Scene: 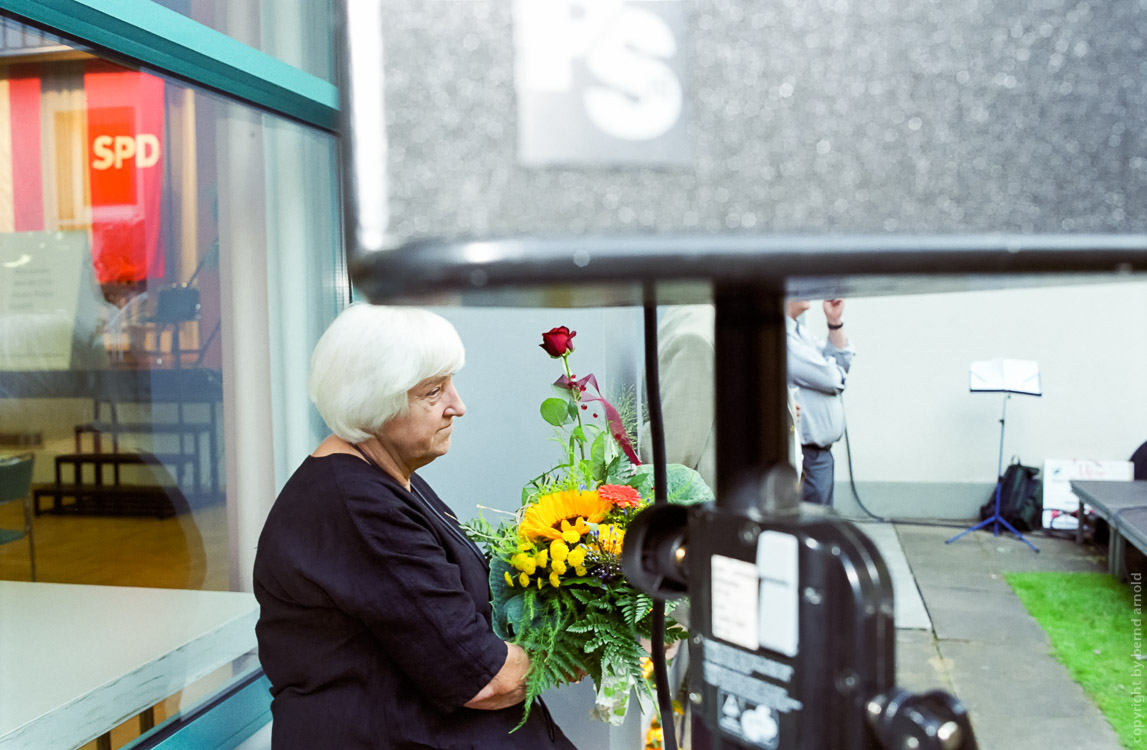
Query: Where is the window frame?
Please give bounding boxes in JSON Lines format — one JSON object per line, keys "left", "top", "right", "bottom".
{"left": 0, "top": 0, "right": 339, "bottom": 131}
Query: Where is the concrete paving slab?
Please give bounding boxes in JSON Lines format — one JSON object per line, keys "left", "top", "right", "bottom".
{"left": 924, "top": 589, "right": 1051, "bottom": 644}
{"left": 910, "top": 565, "right": 1018, "bottom": 594}
{"left": 855, "top": 522, "right": 932, "bottom": 630}
{"left": 972, "top": 715, "right": 1121, "bottom": 750}
{"left": 939, "top": 640, "right": 1121, "bottom": 750}
{"left": 891, "top": 523, "right": 1123, "bottom": 749}
{"left": 895, "top": 629, "right": 953, "bottom": 695}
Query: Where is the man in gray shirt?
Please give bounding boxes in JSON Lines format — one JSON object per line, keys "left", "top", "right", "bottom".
{"left": 786, "top": 299, "right": 855, "bottom": 506}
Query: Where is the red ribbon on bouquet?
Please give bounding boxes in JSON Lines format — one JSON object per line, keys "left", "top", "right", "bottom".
{"left": 554, "top": 373, "right": 641, "bottom": 467}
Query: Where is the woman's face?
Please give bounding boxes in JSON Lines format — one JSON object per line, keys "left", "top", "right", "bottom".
{"left": 378, "top": 374, "right": 466, "bottom": 471}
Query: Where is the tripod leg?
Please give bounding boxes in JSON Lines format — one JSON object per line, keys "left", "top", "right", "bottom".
{"left": 993, "top": 514, "right": 1040, "bottom": 553}
{"left": 945, "top": 516, "right": 1000, "bottom": 544}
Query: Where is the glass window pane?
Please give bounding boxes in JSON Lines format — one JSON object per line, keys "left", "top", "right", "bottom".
{"left": 0, "top": 18, "right": 341, "bottom": 592}
{"left": 0, "top": 12, "right": 342, "bottom": 749}
{"left": 0, "top": 54, "right": 231, "bottom": 588}
{"left": 151, "top": 0, "right": 337, "bottom": 83}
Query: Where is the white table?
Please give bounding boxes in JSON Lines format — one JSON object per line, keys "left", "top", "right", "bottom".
{"left": 0, "top": 582, "right": 258, "bottom": 750}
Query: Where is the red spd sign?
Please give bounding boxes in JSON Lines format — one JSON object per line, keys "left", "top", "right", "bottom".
{"left": 85, "top": 68, "right": 165, "bottom": 283}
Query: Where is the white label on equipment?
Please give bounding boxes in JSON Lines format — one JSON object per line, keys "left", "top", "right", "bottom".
{"left": 711, "top": 555, "right": 760, "bottom": 650}
{"left": 756, "top": 531, "right": 799, "bottom": 657}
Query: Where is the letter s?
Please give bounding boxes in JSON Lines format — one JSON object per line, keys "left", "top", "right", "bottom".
{"left": 582, "top": 7, "right": 682, "bottom": 141}
{"left": 92, "top": 135, "right": 114, "bottom": 170}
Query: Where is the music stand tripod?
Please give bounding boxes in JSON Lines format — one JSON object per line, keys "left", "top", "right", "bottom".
{"left": 947, "top": 359, "right": 1041, "bottom": 552}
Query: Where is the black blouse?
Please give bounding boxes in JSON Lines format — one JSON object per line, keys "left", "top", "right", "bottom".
{"left": 253, "top": 454, "right": 576, "bottom": 749}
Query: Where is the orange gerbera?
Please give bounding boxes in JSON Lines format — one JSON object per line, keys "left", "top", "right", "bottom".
{"left": 598, "top": 484, "right": 642, "bottom": 508}
{"left": 518, "top": 489, "right": 612, "bottom": 542}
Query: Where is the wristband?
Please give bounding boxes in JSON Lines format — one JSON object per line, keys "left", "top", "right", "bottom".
{"left": 827, "top": 321, "right": 844, "bottom": 330}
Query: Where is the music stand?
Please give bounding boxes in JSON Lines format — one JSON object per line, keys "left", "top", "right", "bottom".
{"left": 946, "top": 359, "right": 1042, "bottom": 552}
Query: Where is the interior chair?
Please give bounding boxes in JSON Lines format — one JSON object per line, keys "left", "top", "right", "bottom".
{"left": 0, "top": 453, "right": 36, "bottom": 580}
{"left": 150, "top": 284, "right": 201, "bottom": 369}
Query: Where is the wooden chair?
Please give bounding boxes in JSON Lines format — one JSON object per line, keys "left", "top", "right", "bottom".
{"left": 0, "top": 453, "right": 36, "bottom": 580}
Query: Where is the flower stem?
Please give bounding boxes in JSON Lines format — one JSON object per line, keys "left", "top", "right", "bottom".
{"left": 475, "top": 504, "right": 518, "bottom": 517}
{"left": 562, "top": 353, "right": 587, "bottom": 463}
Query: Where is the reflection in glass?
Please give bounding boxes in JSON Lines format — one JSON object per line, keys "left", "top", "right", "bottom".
{"left": 0, "top": 13, "right": 341, "bottom": 750}
{"left": 0, "top": 44, "right": 224, "bottom": 593}
{"left": 151, "top": 0, "right": 337, "bottom": 83}
{"left": 0, "top": 17, "right": 341, "bottom": 595}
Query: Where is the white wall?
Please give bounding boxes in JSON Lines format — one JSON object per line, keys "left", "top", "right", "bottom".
{"left": 809, "top": 280, "right": 1147, "bottom": 487}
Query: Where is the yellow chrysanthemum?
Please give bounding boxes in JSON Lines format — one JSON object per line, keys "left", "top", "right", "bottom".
{"left": 592, "top": 523, "right": 625, "bottom": 556}
{"left": 549, "top": 570, "right": 562, "bottom": 588}
{"left": 567, "top": 546, "right": 586, "bottom": 568}
{"left": 518, "top": 572, "right": 530, "bottom": 587}
{"left": 550, "top": 539, "right": 569, "bottom": 563}
{"left": 551, "top": 560, "right": 568, "bottom": 575}
{"left": 511, "top": 553, "right": 537, "bottom": 575}
{"left": 518, "top": 489, "right": 611, "bottom": 542}
{"left": 534, "top": 549, "right": 549, "bottom": 568}
{"left": 504, "top": 571, "right": 515, "bottom": 587}
{"left": 575, "top": 566, "right": 587, "bottom": 576}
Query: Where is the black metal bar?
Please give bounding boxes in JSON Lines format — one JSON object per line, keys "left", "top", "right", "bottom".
{"left": 351, "top": 234, "right": 1147, "bottom": 305}
{"left": 643, "top": 287, "right": 678, "bottom": 750}
{"left": 713, "top": 286, "right": 789, "bottom": 512}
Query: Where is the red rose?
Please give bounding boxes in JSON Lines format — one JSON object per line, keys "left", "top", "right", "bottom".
{"left": 540, "top": 326, "right": 576, "bottom": 357}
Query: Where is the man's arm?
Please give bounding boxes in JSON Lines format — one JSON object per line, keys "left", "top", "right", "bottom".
{"left": 824, "top": 298, "right": 848, "bottom": 350}
{"left": 788, "top": 343, "right": 846, "bottom": 394}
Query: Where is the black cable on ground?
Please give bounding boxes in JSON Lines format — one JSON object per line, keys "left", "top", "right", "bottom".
{"left": 642, "top": 290, "right": 678, "bottom": 750}
{"left": 838, "top": 423, "right": 1032, "bottom": 533}
{"left": 840, "top": 423, "right": 890, "bottom": 522}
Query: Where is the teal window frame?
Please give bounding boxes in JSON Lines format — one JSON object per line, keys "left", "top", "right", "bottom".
{"left": 0, "top": 0, "right": 339, "bottom": 132}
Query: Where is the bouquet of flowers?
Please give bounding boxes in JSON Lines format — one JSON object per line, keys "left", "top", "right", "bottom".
{"left": 464, "top": 325, "right": 713, "bottom": 727}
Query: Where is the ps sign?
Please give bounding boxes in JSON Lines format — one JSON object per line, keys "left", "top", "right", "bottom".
{"left": 514, "top": 0, "right": 689, "bottom": 166}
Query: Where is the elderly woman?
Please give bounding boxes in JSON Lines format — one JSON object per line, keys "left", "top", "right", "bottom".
{"left": 253, "top": 304, "right": 576, "bottom": 749}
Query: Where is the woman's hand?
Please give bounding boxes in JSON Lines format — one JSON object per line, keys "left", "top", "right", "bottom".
{"left": 463, "top": 642, "right": 530, "bottom": 710}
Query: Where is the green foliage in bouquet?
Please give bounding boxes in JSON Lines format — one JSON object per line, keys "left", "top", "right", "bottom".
{"left": 463, "top": 326, "right": 713, "bottom": 728}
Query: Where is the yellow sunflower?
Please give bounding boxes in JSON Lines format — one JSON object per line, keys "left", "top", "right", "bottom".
{"left": 518, "top": 489, "right": 612, "bottom": 542}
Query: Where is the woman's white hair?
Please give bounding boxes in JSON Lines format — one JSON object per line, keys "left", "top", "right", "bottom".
{"left": 308, "top": 304, "right": 465, "bottom": 443}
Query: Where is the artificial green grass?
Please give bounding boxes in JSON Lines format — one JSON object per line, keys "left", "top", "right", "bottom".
{"left": 1005, "top": 571, "right": 1144, "bottom": 748}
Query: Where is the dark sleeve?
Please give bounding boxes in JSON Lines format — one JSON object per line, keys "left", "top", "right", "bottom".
{"left": 326, "top": 478, "right": 509, "bottom": 712}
